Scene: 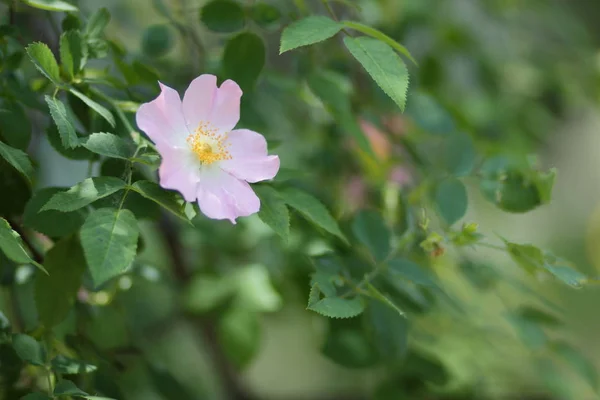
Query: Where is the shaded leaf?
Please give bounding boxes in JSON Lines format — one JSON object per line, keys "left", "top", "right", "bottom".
{"left": 0, "top": 141, "right": 34, "bottom": 184}
{"left": 141, "top": 24, "right": 174, "bottom": 58}
{"left": 254, "top": 185, "right": 289, "bottom": 241}
{"left": 35, "top": 237, "right": 86, "bottom": 327}
{"left": 352, "top": 210, "right": 390, "bottom": 263}
{"left": 218, "top": 307, "right": 261, "bottom": 369}
{"left": 84, "top": 8, "right": 110, "bottom": 38}
{"left": 60, "top": 30, "right": 86, "bottom": 80}
{"left": 130, "top": 181, "right": 187, "bottom": 221}
{"left": 387, "top": 258, "right": 436, "bottom": 287}
{"left": 223, "top": 32, "right": 265, "bottom": 92}
{"left": 200, "top": 0, "right": 245, "bottom": 33}
{"left": 51, "top": 355, "right": 97, "bottom": 374}
{"left": 0, "top": 218, "right": 46, "bottom": 273}
{"left": 12, "top": 334, "right": 46, "bottom": 366}
{"left": 69, "top": 89, "right": 115, "bottom": 127}
{"left": 434, "top": 178, "right": 468, "bottom": 225}
{"left": 0, "top": 101, "right": 32, "bottom": 150}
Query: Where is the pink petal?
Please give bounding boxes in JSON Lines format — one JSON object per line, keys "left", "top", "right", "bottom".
{"left": 219, "top": 129, "right": 280, "bottom": 183}
{"left": 158, "top": 146, "right": 201, "bottom": 202}
{"left": 209, "top": 80, "right": 242, "bottom": 135}
{"left": 196, "top": 167, "right": 260, "bottom": 223}
{"left": 136, "top": 82, "right": 189, "bottom": 148}
{"left": 182, "top": 74, "right": 218, "bottom": 134}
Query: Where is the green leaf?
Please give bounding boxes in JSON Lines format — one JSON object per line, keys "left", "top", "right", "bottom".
{"left": 0, "top": 101, "right": 32, "bottom": 150}
{"left": 130, "top": 181, "right": 188, "bottom": 222}
{"left": 308, "top": 297, "right": 365, "bottom": 319}
{"left": 507, "top": 313, "right": 546, "bottom": 350}
{"left": 387, "top": 258, "right": 436, "bottom": 287}
{"left": 280, "top": 16, "right": 342, "bottom": 53}
{"left": 25, "top": 42, "right": 61, "bottom": 84}
{"left": 42, "top": 177, "right": 127, "bottom": 212}
{"left": 405, "top": 92, "right": 455, "bottom": 135}
{"left": 200, "top": 0, "right": 245, "bottom": 33}
{"left": 310, "top": 254, "right": 344, "bottom": 298}
{"left": 45, "top": 96, "right": 79, "bottom": 149}
{"left": 254, "top": 185, "right": 289, "bottom": 242}
{"left": 54, "top": 380, "right": 88, "bottom": 397}
{"left": 218, "top": 307, "right": 261, "bottom": 369}
{"left": 47, "top": 126, "right": 94, "bottom": 160}
{"left": 0, "top": 218, "right": 46, "bottom": 273}
{"left": 223, "top": 32, "right": 265, "bottom": 92}
{"left": 69, "top": 89, "right": 115, "bottom": 127}
{"left": 21, "top": 0, "right": 77, "bottom": 12}
{"left": 60, "top": 30, "right": 86, "bottom": 80}
{"left": 367, "top": 300, "right": 408, "bottom": 360}
{"left": 24, "top": 187, "right": 86, "bottom": 237}
{"left": 440, "top": 132, "right": 475, "bottom": 176}
{"left": 84, "top": 8, "right": 110, "bottom": 38}
{"left": 543, "top": 259, "right": 587, "bottom": 288}
{"left": 505, "top": 242, "right": 543, "bottom": 275}
{"left": 35, "top": 237, "right": 86, "bottom": 327}
{"left": 352, "top": 210, "right": 391, "bottom": 263}
{"left": 51, "top": 355, "right": 97, "bottom": 374}
{"left": 322, "top": 319, "right": 378, "bottom": 367}
{"left": 307, "top": 70, "right": 374, "bottom": 157}
{"left": 12, "top": 334, "right": 46, "bottom": 366}
{"left": 343, "top": 36, "right": 409, "bottom": 111}
{"left": 141, "top": 24, "right": 174, "bottom": 58}
{"left": 341, "top": 21, "right": 416, "bottom": 65}
{"left": 516, "top": 305, "right": 561, "bottom": 326}
{"left": 80, "top": 208, "right": 139, "bottom": 288}
{"left": 0, "top": 141, "right": 34, "bottom": 184}
{"left": 552, "top": 342, "right": 598, "bottom": 391}
{"left": 82, "top": 132, "right": 133, "bottom": 159}
{"left": 279, "top": 188, "right": 347, "bottom": 243}
{"left": 365, "top": 283, "right": 405, "bottom": 317}
{"left": 249, "top": 2, "right": 281, "bottom": 30}
{"left": 434, "top": 178, "right": 468, "bottom": 226}
{"left": 183, "top": 274, "right": 236, "bottom": 314}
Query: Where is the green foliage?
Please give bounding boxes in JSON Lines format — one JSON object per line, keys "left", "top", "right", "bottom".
{"left": 42, "top": 177, "right": 127, "bottom": 212}
{"left": 130, "top": 180, "right": 188, "bottom": 221}
{"left": 254, "top": 185, "right": 290, "bottom": 241}
{"left": 248, "top": 2, "right": 281, "bottom": 29}
{"left": 278, "top": 187, "right": 347, "bottom": 243}
{"left": 0, "top": 101, "right": 32, "bottom": 150}
{"left": 68, "top": 89, "right": 115, "bottom": 127}
{"left": 200, "top": 0, "right": 246, "bottom": 33}
{"left": 45, "top": 96, "right": 79, "bottom": 149}
{"left": 12, "top": 334, "right": 46, "bottom": 366}
{"left": 141, "top": 24, "right": 174, "bottom": 58}
{"left": 343, "top": 36, "right": 409, "bottom": 111}
{"left": 352, "top": 210, "right": 391, "bottom": 263}
{"left": 80, "top": 208, "right": 139, "bottom": 287}
{"left": 0, "top": 141, "right": 35, "bottom": 184}
{"left": 50, "top": 355, "right": 97, "bottom": 374}
{"left": 308, "top": 296, "right": 365, "bottom": 319}
{"left": 82, "top": 132, "right": 133, "bottom": 159}
{"left": 434, "top": 178, "right": 468, "bottom": 225}
{"left": 223, "top": 32, "right": 265, "bottom": 91}
{"left": 59, "top": 30, "right": 86, "bottom": 80}
{"left": 0, "top": 218, "right": 46, "bottom": 272}
{"left": 25, "top": 42, "right": 61, "bottom": 84}
{"left": 279, "top": 16, "right": 342, "bottom": 53}
{"left": 35, "top": 237, "right": 86, "bottom": 327}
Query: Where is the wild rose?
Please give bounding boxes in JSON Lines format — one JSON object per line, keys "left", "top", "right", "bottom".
{"left": 136, "top": 75, "right": 279, "bottom": 223}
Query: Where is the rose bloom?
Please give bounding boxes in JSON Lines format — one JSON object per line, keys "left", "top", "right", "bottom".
{"left": 136, "top": 75, "right": 279, "bottom": 223}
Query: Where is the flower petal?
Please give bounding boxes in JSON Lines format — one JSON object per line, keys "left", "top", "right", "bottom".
{"left": 158, "top": 146, "right": 200, "bottom": 202}
{"left": 219, "top": 129, "right": 280, "bottom": 183}
{"left": 196, "top": 167, "right": 260, "bottom": 223}
{"left": 209, "top": 80, "right": 242, "bottom": 135}
{"left": 136, "top": 82, "right": 189, "bottom": 148}
{"left": 182, "top": 74, "right": 218, "bottom": 133}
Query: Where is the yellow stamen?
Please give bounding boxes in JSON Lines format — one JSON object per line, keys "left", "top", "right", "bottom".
{"left": 186, "top": 121, "right": 231, "bottom": 165}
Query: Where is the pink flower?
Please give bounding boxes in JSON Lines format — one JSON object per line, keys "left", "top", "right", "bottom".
{"left": 136, "top": 75, "right": 280, "bottom": 223}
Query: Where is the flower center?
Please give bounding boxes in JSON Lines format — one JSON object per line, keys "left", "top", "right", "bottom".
{"left": 186, "top": 122, "right": 231, "bottom": 165}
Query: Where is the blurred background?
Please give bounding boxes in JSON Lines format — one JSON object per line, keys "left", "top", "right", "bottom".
{"left": 3, "top": 0, "right": 600, "bottom": 399}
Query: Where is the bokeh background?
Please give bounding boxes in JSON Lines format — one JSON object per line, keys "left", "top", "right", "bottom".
{"left": 3, "top": 0, "right": 600, "bottom": 399}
